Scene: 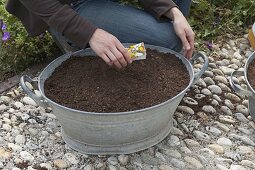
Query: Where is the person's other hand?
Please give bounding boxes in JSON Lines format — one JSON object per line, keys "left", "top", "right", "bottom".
{"left": 167, "top": 7, "right": 195, "bottom": 59}
{"left": 89, "top": 29, "right": 132, "bottom": 69}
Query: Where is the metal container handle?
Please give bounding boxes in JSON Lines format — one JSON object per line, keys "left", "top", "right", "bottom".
{"left": 20, "top": 75, "right": 48, "bottom": 108}
{"left": 190, "top": 51, "right": 209, "bottom": 84}
{"left": 229, "top": 70, "right": 253, "bottom": 97}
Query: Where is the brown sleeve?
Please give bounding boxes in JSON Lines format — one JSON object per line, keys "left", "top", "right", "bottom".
{"left": 18, "top": 0, "right": 97, "bottom": 48}
{"left": 138, "top": 0, "right": 177, "bottom": 20}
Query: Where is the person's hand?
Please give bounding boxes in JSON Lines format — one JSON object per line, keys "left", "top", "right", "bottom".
{"left": 89, "top": 29, "right": 132, "bottom": 69}
{"left": 167, "top": 7, "right": 195, "bottom": 59}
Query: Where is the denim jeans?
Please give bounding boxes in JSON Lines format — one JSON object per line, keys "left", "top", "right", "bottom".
{"left": 50, "top": 0, "right": 192, "bottom": 53}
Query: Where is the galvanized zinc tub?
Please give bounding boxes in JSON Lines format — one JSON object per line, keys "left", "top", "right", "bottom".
{"left": 20, "top": 44, "right": 208, "bottom": 155}
{"left": 230, "top": 51, "right": 255, "bottom": 121}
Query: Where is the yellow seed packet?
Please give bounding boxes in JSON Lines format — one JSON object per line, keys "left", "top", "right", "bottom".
{"left": 127, "top": 42, "right": 146, "bottom": 60}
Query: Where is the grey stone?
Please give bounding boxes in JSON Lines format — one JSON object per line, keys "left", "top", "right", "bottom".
{"left": 225, "top": 93, "right": 241, "bottom": 102}
{"left": 211, "top": 99, "right": 219, "bottom": 106}
{"left": 170, "top": 127, "right": 184, "bottom": 136}
{"left": 206, "top": 126, "right": 222, "bottom": 136}
{"left": 204, "top": 71, "right": 214, "bottom": 77}
{"left": 195, "top": 94, "right": 206, "bottom": 100}
{"left": 216, "top": 164, "right": 229, "bottom": 170}
{"left": 163, "top": 149, "right": 182, "bottom": 159}
{"left": 215, "top": 76, "right": 228, "bottom": 84}
{"left": 230, "top": 164, "right": 247, "bottom": 170}
{"left": 208, "top": 144, "right": 225, "bottom": 154}
{"left": 169, "top": 158, "right": 186, "bottom": 169}
{"left": 229, "top": 134, "right": 255, "bottom": 146}
{"left": 65, "top": 153, "right": 79, "bottom": 165}
{"left": 193, "top": 131, "right": 210, "bottom": 141}
{"left": 240, "top": 160, "right": 255, "bottom": 169}
{"left": 22, "top": 97, "right": 37, "bottom": 106}
{"left": 8, "top": 143, "right": 22, "bottom": 152}
{"left": 236, "top": 105, "right": 249, "bottom": 116}
{"left": 219, "top": 115, "right": 236, "bottom": 124}
{"left": 214, "top": 121, "right": 230, "bottom": 132}
{"left": 15, "top": 135, "right": 26, "bottom": 145}
{"left": 20, "top": 151, "right": 34, "bottom": 162}
{"left": 141, "top": 153, "right": 160, "bottom": 165}
{"left": 213, "top": 94, "right": 222, "bottom": 102}
{"left": 14, "top": 102, "right": 24, "bottom": 109}
{"left": 221, "top": 106, "right": 232, "bottom": 115}
{"left": 220, "top": 66, "right": 235, "bottom": 75}
{"left": 224, "top": 152, "right": 242, "bottom": 161}
{"left": 218, "top": 83, "right": 232, "bottom": 92}
{"left": 118, "top": 155, "right": 129, "bottom": 165}
{"left": 177, "top": 106, "right": 194, "bottom": 115}
{"left": 202, "top": 105, "right": 216, "bottom": 114}
{"left": 235, "top": 113, "right": 249, "bottom": 122}
{"left": 0, "top": 96, "right": 11, "bottom": 103}
{"left": 107, "top": 156, "right": 118, "bottom": 166}
{"left": 182, "top": 97, "right": 198, "bottom": 105}
{"left": 184, "top": 156, "right": 203, "bottom": 169}
{"left": 108, "top": 165, "right": 117, "bottom": 170}
{"left": 168, "top": 135, "right": 180, "bottom": 146}
{"left": 203, "top": 77, "right": 215, "bottom": 85}
{"left": 238, "top": 127, "right": 253, "bottom": 135}
{"left": 159, "top": 165, "right": 174, "bottom": 170}
{"left": 208, "top": 85, "right": 222, "bottom": 94}
{"left": 0, "top": 104, "right": 7, "bottom": 111}
{"left": 212, "top": 69, "right": 224, "bottom": 76}
{"left": 217, "top": 137, "right": 232, "bottom": 146}
{"left": 201, "top": 89, "right": 212, "bottom": 96}
{"left": 180, "top": 147, "right": 192, "bottom": 154}
{"left": 237, "top": 146, "right": 254, "bottom": 157}
{"left": 224, "top": 99, "right": 235, "bottom": 109}
{"left": 184, "top": 139, "right": 200, "bottom": 147}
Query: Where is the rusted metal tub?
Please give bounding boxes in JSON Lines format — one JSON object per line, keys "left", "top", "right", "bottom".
{"left": 20, "top": 44, "right": 208, "bottom": 154}
{"left": 230, "top": 51, "right": 255, "bottom": 121}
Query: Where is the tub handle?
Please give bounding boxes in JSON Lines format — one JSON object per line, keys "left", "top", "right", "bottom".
{"left": 190, "top": 51, "right": 209, "bottom": 84}
{"left": 20, "top": 75, "right": 48, "bottom": 108}
{"left": 229, "top": 70, "right": 253, "bottom": 97}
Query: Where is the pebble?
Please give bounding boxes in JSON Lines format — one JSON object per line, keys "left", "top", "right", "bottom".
{"left": 141, "top": 153, "right": 159, "bottom": 165}
{"left": 218, "top": 83, "right": 231, "bottom": 92}
{"left": 22, "top": 96, "right": 37, "bottom": 106}
{"left": 212, "top": 69, "right": 224, "bottom": 76}
{"left": 237, "top": 146, "right": 254, "bottom": 157}
{"left": 107, "top": 156, "right": 118, "bottom": 166}
{"left": 197, "top": 111, "right": 209, "bottom": 122}
{"left": 159, "top": 165, "right": 173, "bottom": 170}
{"left": 204, "top": 70, "right": 214, "bottom": 77}
{"left": 221, "top": 106, "right": 232, "bottom": 115}
{"left": 201, "top": 88, "right": 212, "bottom": 95}
{"left": 233, "top": 52, "right": 243, "bottom": 59}
{"left": 177, "top": 106, "right": 194, "bottom": 115}
{"left": 180, "top": 147, "right": 192, "bottom": 154}
{"left": 184, "top": 156, "right": 203, "bottom": 169}
{"left": 184, "top": 139, "right": 200, "bottom": 147}
{"left": 236, "top": 105, "right": 249, "bottom": 116}
{"left": 208, "top": 85, "right": 222, "bottom": 94}
{"left": 170, "top": 127, "right": 184, "bottom": 136}
{"left": 213, "top": 94, "right": 222, "bottom": 102}
{"left": 39, "top": 163, "right": 52, "bottom": 170}
{"left": 163, "top": 149, "right": 182, "bottom": 159}
{"left": 0, "top": 104, "right": 7, "bottom": 111}
{"left": 65, "top": 153, "right": 78, "bottom": 164}
{"left": 168, "top": 135, "right": 180, "bottom": 146}
{"left": 118, "top": 155, "right": 129, "bottom": 165}
{"left": 216, "top": 164, "right": 229, "bottom": 170}
{"left": 195, "top": 94, "right": 206, "bottom": 100}
{"left": 235, "top": 113, "right": 249, "bottom": 122}
{"left": 240, "top": 160, "right": 255, "bottom": 169}
{"left": 3, "top": 124, "right": 12, "bottom": 131}
{"left": 224, "top": 99, "right": 235, "bottom": 109}
{"left": 182, "top": 97, "right": 198, "bottom": 105}
{"left": 169, "top": 158, "right": 186, "bottom": 169}
{"left": 211, "top": 99, "right": 219, "bottom": 106}
{"left": 219, "top": 115, "right": 236, "bottom": 124}
{"left": 193, "top": 131, "right": 210, "bottom": 141}
{"left": 225, "top": 93, "right": 241, "bottom": 102}
{"left": 242, "top": 100, "right": 248, "bottom": 107}
{"left": 14, "top": 102, "right": 24, "bottom": 109}
{"left": 15, "top": 135, "right": 26, "bottom": 145}
{"left": 238, "top": 127, "right": 253, "bottom": 135}
{"left": 108, "top": 165, "right": 117, "bottom": 170}
{"left": 203, "top": 77, "right": 215, "bottom": 85}
{"left": 0, "top": 96, "right": 11, "bottom": 103}
{"left": 217, "top": 137, "right": 232, "bottom": 146}
{"left": 8, "top": 143, "right": 22, "bottom": 152}
{"left": 214, "top": 121, "right": 230, "bottom": 132}
{"left": 215, "top": 76, "right": 228, "bottom": 84}
{"left": 202, "top": 105, "right": 216, "bottom": 114}
{"left": 200, "top": 148, "right": 215, "bottom": 156}
{"left": 20, "top": 151, "right": 34, "bottom": 162}
{"left": 230, "top": 164, "right": 247, "bottom": 170}
{"left": 220, "top": 66, "right": 235, "bottom": 75}
{"left": 229, "top": 134, "right": 255, "bottom": 146}
{"left": 54, "top": 159, "right": 68, "bottom": 169}
{"left": 206, "top": 126, "right": 222, "bottom": 136}
{"left": 0, "top": 147, "right": 12, "bottom": 160}
{"left": 208, "top": 144, "right": 225, "bottom": 154}
{"left": 196, "top": 78, "right": 207, "bottom": 87}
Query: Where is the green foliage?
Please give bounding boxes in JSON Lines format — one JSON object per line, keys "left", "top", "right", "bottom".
{"left": 0, "top": 0, "right": 57, "bottom": 81}
{"left": 189, "top": 0, "right": 255, "bottom": 41}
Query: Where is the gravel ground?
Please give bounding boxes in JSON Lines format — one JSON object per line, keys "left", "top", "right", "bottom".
{"left": 0, "top": 34, "right": 255, "bottom": 170}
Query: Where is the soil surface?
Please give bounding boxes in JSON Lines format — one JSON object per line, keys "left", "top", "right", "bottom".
{"left": 248, "top": 58, "right": 255, "bottom": 90}
{"left": 44, "top": 49, "right": 190, "bottom": 112}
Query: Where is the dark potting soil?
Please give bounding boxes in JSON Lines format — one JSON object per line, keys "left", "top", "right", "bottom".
{"left": 248, "top": 59, "right": 255, "bottom": 90}
{"left": 44, "top": 49, "right": 190, "bottom": 112}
